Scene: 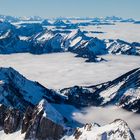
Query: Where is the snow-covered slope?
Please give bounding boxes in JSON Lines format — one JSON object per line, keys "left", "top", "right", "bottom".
{"left": 0, "top": 30, "right": 29, "bottom": 54}
{"left": 64, "top": 119, "right": 136, "bottom": 140}
{"left": 63, "top": 29, "right": 107, "bottom": 62}
{"left": 0, "top": 21, "right": 16, "bottom": 34}
{"left": 60, "top": 67, "right": 140, "bottom": 113}
{"left": 29, "top": 30, "right": 63, "bottom": 54}
{"left": 0, "top": 67, "right": 63, "bottom": 111}
{"left": 105, "top": 39, "right": 140, "bottom": 56}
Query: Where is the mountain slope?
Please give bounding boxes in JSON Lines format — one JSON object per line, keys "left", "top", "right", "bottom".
{"left": 60, "top": 67, "right": 140, "bottom": 112}
{"left": 29, "top": 30, "right": 63, "bottom": 54}
{"left": 64, "top": 119, "right": 136, "bottom": 140}
{"left": 0, "top": 67, "right": 64, "bottom": 111}
{"left": 105, "top": 39, "right": 140, "bottom": 56}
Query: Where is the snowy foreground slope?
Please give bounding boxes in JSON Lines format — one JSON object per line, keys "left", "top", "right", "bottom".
{"left": 63, "top": 119, "right": 135, "bottom": 140}
{"left": 0, "top": 66, "right": 139, "bottom": 139}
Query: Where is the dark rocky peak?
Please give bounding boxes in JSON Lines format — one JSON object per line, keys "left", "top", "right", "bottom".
{"left": 24, "top": 99, "right": 65, "bottom": 140}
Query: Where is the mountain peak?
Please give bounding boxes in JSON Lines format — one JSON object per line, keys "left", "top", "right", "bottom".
{"left": 64, "top": 119, "right": 135, "bottom": 140}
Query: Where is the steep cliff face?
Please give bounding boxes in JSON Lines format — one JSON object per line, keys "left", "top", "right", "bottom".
{"left": 0, "top": 104, "right": 22, "bottom": 134}
{"left": 0, "top": 100, "right": 66, "bottom": 140}
{"left": 24, "top": 99, "right": 65, "bottom": 140}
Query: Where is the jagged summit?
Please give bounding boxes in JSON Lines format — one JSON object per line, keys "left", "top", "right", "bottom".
{"left": 37, "top": 99, "right": 64, "bottom": 125}
{"left": 53, "top": 19, "right": 67, "bottom": 26}
{"left": 63, "top": 119, "right": 136, "bottom": 140}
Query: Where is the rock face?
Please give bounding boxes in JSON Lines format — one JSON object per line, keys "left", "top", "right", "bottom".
{"left": 60, "top": 67, "right": 140, "bottom": 112}
{"left": 64, "top": 119, "right": 136, "bottom": 140}
{"left": 4, "top": 107, "right": 21, "bottom": 134}
{"left": 0, "top": 104, "right": 7, "bottom": 130}
{"left": 21, "top": 106, "right": 33, "bottom": 134}
{"left": 0, "top": 104, "right": 22, "bottom": 134}
{"left": 0, "top": 100, "right": 65, "bottom": 140}
{"left": 24, "top": 99, "right": 65, "bottom": 140}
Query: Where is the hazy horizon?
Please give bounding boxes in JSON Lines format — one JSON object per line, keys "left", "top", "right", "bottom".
{"left": 0, "top": 0, "right": 140, "bottom": 20}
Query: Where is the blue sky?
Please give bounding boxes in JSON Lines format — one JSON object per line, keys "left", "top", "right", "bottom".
{"left": 0, "top": 0, "right": 140, "bottom": 19}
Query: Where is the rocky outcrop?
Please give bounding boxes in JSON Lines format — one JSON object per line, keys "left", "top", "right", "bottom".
{"left": 64, "top": 119, "right": 136, "bottom": 140}
{"left": 0, "top": 104, "right": 7, "bottom": 130}
{"left": 0, "top": 99, "right": 65, "bottom": 140}
{"left": 24, "top": 99, "right": 65, "bottom": 140}
{"left": 0, "top": 104, "right": 22, "bottom": 134}
{"left": 21, "top": 106, "right": 33, "bottom": 133}
{"left": 4, "top": 108, "right": 21, "bottom": 134}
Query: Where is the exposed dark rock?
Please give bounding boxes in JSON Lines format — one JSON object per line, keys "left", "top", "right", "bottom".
{"left": 21, "top": 106, "right": 33, "bottom": 133}
{"left": 0, "top": 104, "right": 7, "bottom": 130}
{"left": 24, "top": 99, "right": 64, "bottom": 140}
{"left": 4, "top": 107, "right": 21, "bottom": 134}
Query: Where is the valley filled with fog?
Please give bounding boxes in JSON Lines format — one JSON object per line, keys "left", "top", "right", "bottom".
{"left": 0, "top": 53, "right": 140, "bottom": 89}
{"left": 0, "top": 52, "right": 140, "bottom": 139}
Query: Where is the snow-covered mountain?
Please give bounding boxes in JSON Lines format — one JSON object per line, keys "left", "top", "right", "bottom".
{"left": 0, "top": 67, "right": 64, "bottom": 111}
{"left": 60, "top": 67, "right": 140, "bottom": 113}
{"left": 105, "top": 39, "right": 140, "bottom": 56}
{"left": 63, "top": 29, "right": 107, "bottom": 62}
{"left": 0, "top": 15, "right": 20, "bottom": 22}
{"left": 64, "top": 119, "right": 136, "bottom": 140}
{"left": 42, "top": 19, "right": 52, "bottom": 26}
{"left": 29, "top": 30, "right": 63, "bottom": 54}
{"left": 17, "top": 23, "right": 43, "bottom": 37}
{"left": 0, "top": 30, "right": 29, "bottom": 54}
{"left": 53, "top": 19, "right": 67, "bottom": 26}
{"left": 0, "top": 20, "right": 140, "bottom": 61}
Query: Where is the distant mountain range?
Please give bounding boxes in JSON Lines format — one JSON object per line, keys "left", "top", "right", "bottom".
{"left": 0, "top": 20, "right": 140, "bottom": 62}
